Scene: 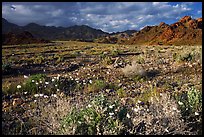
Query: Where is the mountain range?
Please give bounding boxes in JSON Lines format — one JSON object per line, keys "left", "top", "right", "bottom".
{"left": 2, "top": 16, "right": 202, "bottom": 45}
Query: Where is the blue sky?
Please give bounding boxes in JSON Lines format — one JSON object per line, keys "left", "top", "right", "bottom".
{"left": 2, "top": 2, "right": 202, "bottom": 33}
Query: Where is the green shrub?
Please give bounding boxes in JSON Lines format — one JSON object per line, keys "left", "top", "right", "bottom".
{"left": 102, "top": 56, "right": 114, "bottom": 65}
{"left": 110, "top": 49, "right": 123, "bottom": 57}
{"left": 23, "top": 74, "right": 47, "bottom": 94}
{"left": 87, "top": 80, "right": 107, "bottom": 93}
{"left": 116, "top": 88, "right": 126, "bottom": 98}
{"left": 60, "top": 94, "right": 128, "bottom": 135}
{"left": 174, "top": 87, "right": 202, "bottom": 116}
{"left": 34, "top": 56, "right": 44, "bottom": 64}
{"left": 2, "top": 63, "right": 12, "bottom": 74}
{"left": 173, "top": 87, "right": 202, "bottom": 134}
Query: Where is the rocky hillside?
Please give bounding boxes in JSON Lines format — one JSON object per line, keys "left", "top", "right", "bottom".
{"left": 2, "top": 31, "right": 50, "bottom": 45}
{"left": 125, "top": 16, "right": 202, "bottom": 45}
{"left": 95, "top": 30, "right": 137, "bottom": 44}
{"left": 2, "top": 16, "right": 202, "bottom": 45}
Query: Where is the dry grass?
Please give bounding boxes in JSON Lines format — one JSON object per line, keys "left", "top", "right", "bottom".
{"left": 129, "top": 93, "right": 192, "bottom": 135}
{"left": 121, "top": 60, "right": 146, "bottom": 77}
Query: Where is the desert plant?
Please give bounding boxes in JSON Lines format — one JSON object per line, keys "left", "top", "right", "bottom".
{"left": 116, "top": 88, "right": 127, "bottom": 98}
{"left": 23, "top": 74, "right": 47, "bottom": 94}
{"left": 101, "top": 56, "right": 114, "bottom": 66}
{"left": 34, "top": 56, "right": 44, "bottom": 64}
{"left": 60, "top": 94, "right": 127, "bottom": 135}
{"left": 173, "top": 87, "right": 202, "bottom": 134}
{"left": 2, "top": 63, "right": 12, "bottom": 74}
{"left": 86, "top": 80, "right": 107, "bottom": 93}
{"left": 121, "top": 61, "right": 146, "bottom": 78}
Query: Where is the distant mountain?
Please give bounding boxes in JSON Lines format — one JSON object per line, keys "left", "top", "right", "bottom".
{"left": 124, "top": 16, "right": 202, "bottom": 45}
{"left": 2, "top": 16, "right": 201, "bottom": 45}
{"left": 2, "top": 31, "right": 50, "bottom": 45}
{"left": 2, "top": 18, "right": 109, "bottom": 41}
{"left": 2, "top": 18, "right": 23, "bottom": 34}
{"left": 95, "top": 30, "right": 137, "bottom": 44}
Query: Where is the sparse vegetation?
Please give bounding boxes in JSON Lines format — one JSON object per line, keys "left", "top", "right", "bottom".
{"left": 2, "top": 41, "right": 202, "bottom": 135}
{"left": 86, "top": 80, "right": 107, "bottom": 93}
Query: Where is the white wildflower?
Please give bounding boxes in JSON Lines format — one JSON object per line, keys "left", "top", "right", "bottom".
{"left": 45, "top": 82, "right": 49, "bottom": 85}
{"left": 88, "top": 104, "right": 92, "bottom": 108}
{"left": 160, "top": 93, "right": 163, "bottom": 96}
{"left": 89, "top": 80, "right": 92, "bottom": 84}
{"left": 55, "top": 84, "right": 58, "bottom": 87}
{"left": 126, "top": 113, "right": 130, "bottom": 118}
{"left": 39, "top": 94, "right": 44, "bottom": 97}
{"left": 178, "top": 101, "right": 184, "bottom": 105}
{"left": 34, "top": 94, "right": 39, "bottom": 97}
{"left": 24, "top": 92, "right": 27, "bottom": 94}
{"left": 172, "top": 107, "right": 177, "bottom": 111}
{"left": 165, "top": 128, "right": 169, "bottom": 133}
{"left": 44, "top": 95, "right": 49, "bottom": 98}
{"left": 57, "top": 89, "right": 60, "bottom": 92}
{"left": 17, "top": 85, "right": 21, "bottom": 89}
{"left": 39, "top": 81, "right": 42, "bottom": 83}
{"left": 35, "top": 82, "right": 39, "bottom": 85}
{"left": 137, "top": 100, "right": 141, "bottom": 104}
{"left": 24, "top": 75, "right": 29, "bottom": 78}
{"left": 109, "top": 112, "right": 114, "bottom": 116}
{"left": 52, "top": 78, "right": 55, "bottom": 82}
{"left": 195, "top": 112, "right": 199, "bottom": 116}
{"left": 32, "top": 80, "right": 35, "bottom": 83}
{"left": 51, "top": 94, "right": 57, "bottom": 98}
{"left": 34, "top": 100, "right": 37, "bottom": 102}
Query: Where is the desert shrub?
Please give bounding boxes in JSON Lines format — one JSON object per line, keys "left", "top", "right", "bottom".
{"left": 121, "top": 61, "right": 146, "bottom": 78}
{"left": 23, "top": 74, "right": 47, "bottom": 94}
{"left": 86, "top": 80, "right": 107, "bottom": 93}
{"left": 101, "top": 56, "right": 114, "bottom": 66}
{"left": 173, "top": 87, "right": 202, "bottom": 134}
{"left": 71, "top": 51, "right": 81, "bottom": 57}
{"left": 2, "top": 63, "right": 12, "bottom": 75}
{"left": 173, "top": 87, "right": 202, "bottom": 116}
{"left": 136, "top": 55, "right": 145, "bottom": 64}
{"left": 110, "top": 49, "right": 123, "bottom": 57}
{"left": 56, "top": 56, "right": 64, "bottom": 64}
{"left": 99, "top": 51, "right": 109, "bottom": 59}
{"left": 128, "top": 92, "right": 191, "bottom": 135}
{"left": 34, "top": 56, "right": 44, "bottom": 64}
{"left": 2, "top": 81, "right": 20, "bottom": 95}
{"left": 174, "top": 50, "right": 201, "bottom": 62}
{"left": 134, "top": 85, "right": 160, "bottom": 104}
{"left": 116, "top": 88, "right": 127, "bottom": 98}
{"left": 60, "top": 94, "right": 128, "bottom": 135}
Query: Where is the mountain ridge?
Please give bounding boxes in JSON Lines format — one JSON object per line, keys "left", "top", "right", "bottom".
{"left": 2, "top": 16, "right": 202, "bottom": 45}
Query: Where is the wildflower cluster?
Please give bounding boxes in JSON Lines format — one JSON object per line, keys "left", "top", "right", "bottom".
{"left": 60, "top": 94, "right": 130, "bottom": 135}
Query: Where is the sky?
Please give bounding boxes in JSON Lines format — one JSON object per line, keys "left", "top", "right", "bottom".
{"left": 2, "top": 2, "right": 202, "bottom": 33}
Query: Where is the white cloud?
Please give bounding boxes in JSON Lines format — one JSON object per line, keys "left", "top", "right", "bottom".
{"left": 2, "top": 2, "right": 200, "bottom": 32}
